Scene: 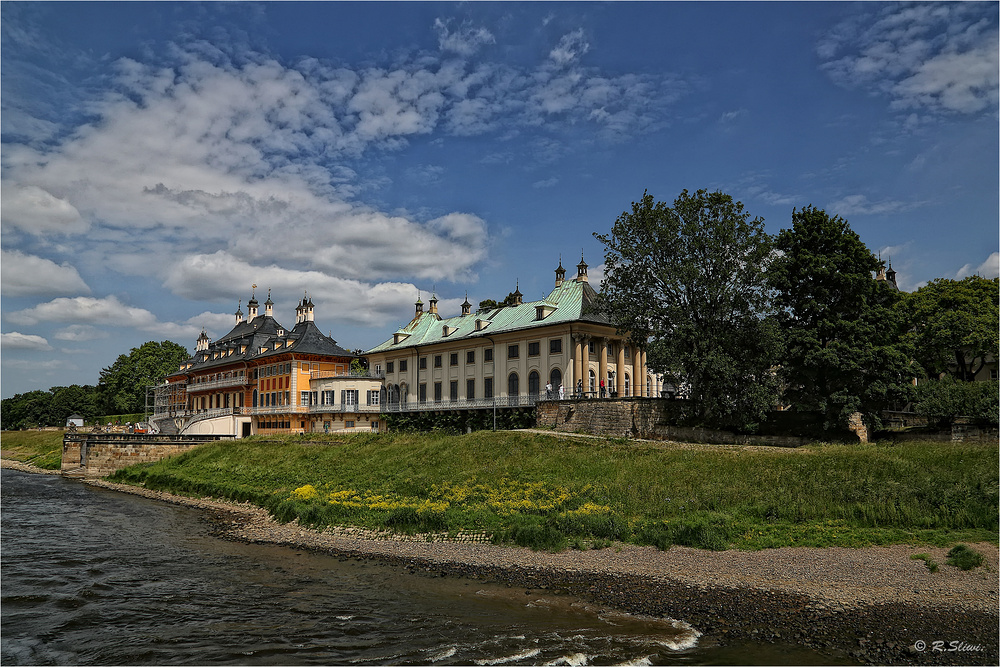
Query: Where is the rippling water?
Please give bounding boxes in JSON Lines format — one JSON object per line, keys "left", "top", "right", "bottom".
{"left": 2, "top": 469, "right": 840, "bottom": 665}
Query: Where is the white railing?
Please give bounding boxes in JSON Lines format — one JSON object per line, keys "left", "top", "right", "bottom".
{"left": 186, "top": 375, "right": 250, "bottom": 391}
{"left": 310, "top": 370, "right": 385, "bottom": 380}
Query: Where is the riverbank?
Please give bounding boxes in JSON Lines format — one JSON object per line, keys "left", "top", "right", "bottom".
{"left": 80, "top": 473, "right": 999, "bottom": 666}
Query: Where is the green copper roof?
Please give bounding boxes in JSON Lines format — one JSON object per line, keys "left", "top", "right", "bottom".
{"left": 366, "top": 278, "right": 610, "bottom": 354}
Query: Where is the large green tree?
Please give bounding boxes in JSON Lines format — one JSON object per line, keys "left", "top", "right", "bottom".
{"left": 98, "top": 340, "right": 190, "bottom": 415}
{"left": 0, "top": 384, "right": 99, "bottom": 429}
{"left": 900, "top": 276, "right": 999, "bottom": 381}
{"left": 770, "top": 206, "right": 913, "bottom": 430}
{"left": 595, "top": 189, "right": 781, "bottom": 431}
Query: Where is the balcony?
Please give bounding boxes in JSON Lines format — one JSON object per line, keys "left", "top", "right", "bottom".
{"left": 380, "top": 395, "right": 540, "bottom": 413}
{"left": 310, "top": 370, "right": 385, "bottom": 381}
{"left": 186, "top": 375, "right": 250, "bottom": 391}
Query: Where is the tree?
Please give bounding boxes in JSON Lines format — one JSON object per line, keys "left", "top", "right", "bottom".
{"left": 595, "top": 189, "right": 782, "bottom": 431}
{"left": 98, "top": 340, "right": 190, "bottom": 415}
{"left": 770, "top": 206, "right": 913, "bottom": 430}
{"left": 900, "top": 276, "right": 999, "bottom": 381}
{"left": 914, "top": 377, "right": 1000, "bottom": 428}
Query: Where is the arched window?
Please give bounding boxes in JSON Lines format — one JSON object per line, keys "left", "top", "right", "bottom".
{"left": 589, "top": 369, "right": 596, "bottom": 394}
{"left": 624, "top": 373, "right": 631, "bottom": 397}
{"left": 508, "top": 372, "right": 519, "bottom": 398}
{"left": 550, "top": 367, "right": 562, "bottom": 391}
{"left": 528, "top": 370, "right": 540, "bottom": 397}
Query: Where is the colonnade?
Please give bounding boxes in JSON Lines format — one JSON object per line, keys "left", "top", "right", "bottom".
{"left": 570, "top": 333, "right": 661, "bottom": 397}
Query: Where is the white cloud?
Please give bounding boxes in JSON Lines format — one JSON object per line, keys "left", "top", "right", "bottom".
{"left": 52, "top": 324, "right": 107, "bottom": 342}
{"left": 0, "top": 183, "right": 88, "bottom": 234}
{"left": 0, "top": 250, "right": 91, "bottom": 296}
{"left": 434, "top": 18, "right": 496, "bottom": 56}
{"left": 1, "top": 331, "right": 52, "bottom": 351}
{"left": 549, "top": 29, "right": 590, "bottom": 66}
{"left": 956, "top": 252, "right": 1000, "bottom": 279}
{"left": 827, "top": 194, "right": 919, "bottom": 216}
{"left": 819, "top": 2, "right": 999, "bottom": 115}
{"left": 5, "top": 295, "right": 206, "bottom": 341}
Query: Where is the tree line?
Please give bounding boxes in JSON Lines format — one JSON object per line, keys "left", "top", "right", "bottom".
{"left": 1, "top": 341, "right": 189, "bottom": 430}
{"left": 596, "top": 189, "right": 998, "bottom": 433}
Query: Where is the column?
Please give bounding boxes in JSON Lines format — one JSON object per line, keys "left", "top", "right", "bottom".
{"left": 573, "top": 335, "right": 584, "bottom": 396}
{"left": 598, "top": 337, "right": 608, "bottom": 397}
{"left": 633, "top": 346, "right": 643, "bottom": 396}
{"left": 616, "top": 342, "right": 626, "bottom": 397}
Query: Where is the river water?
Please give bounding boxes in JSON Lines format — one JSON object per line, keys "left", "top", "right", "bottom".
{"left": 2, "top": 469, "right": 840, "bottom": 665}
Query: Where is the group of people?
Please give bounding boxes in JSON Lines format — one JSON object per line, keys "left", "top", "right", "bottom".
{"left": 544, "top": 378, "right": 613, "bottom": 399}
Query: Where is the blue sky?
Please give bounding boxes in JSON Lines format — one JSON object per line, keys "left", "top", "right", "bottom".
{"left": 2, "top": 1, "right": 997, "bottom": 398}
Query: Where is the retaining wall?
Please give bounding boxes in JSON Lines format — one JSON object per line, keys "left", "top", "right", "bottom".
{"left": 535, "top": 398, "right": 816, "bottom": 447}
{"left": 62, "top": 433, "right": 231, "bottom": 477}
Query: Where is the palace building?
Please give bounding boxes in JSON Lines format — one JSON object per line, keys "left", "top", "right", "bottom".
{"left": 153, "top": 290, "right": 383, "bottom": 436}
{"left": 365, "top": 256, "right": 662, "bottom": 413}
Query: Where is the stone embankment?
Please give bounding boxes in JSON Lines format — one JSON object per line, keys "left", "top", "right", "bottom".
{"left": 82, "top": 477, "right": 999, "bottom": 666}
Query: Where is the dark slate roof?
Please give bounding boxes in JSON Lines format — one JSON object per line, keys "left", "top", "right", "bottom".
{"left": 169, "top": 314, "right": 355, "bottom": 379}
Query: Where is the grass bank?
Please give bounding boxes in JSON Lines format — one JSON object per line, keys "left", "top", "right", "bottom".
{"left": 0, "top": 429, "right": 64, "bottom": 469}
{"left": 106, "top": 431, "right": 998, "bottom": 552}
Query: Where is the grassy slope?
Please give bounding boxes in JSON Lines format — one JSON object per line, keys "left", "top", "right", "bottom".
{"left": 0, "top": 430, "right": 65, "bottom": 469}
{"left": 108, "top": 431, "right": 999, "bottom": 551}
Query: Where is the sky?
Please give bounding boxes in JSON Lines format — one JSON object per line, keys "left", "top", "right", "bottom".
{"left": 2, "top": 1, "right": 998, "bottom": 398}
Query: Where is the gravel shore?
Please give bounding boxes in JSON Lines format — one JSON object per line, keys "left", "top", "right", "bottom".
{"left": 4, "top": 460, "right": 996, "bottom": 665}
{"left": 75, "top": 476, "right": 997, "bottom": 666}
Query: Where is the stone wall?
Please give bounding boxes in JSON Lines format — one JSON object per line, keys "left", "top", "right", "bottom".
{"left": 536, "top": 398, "right": 815, "bottom": 447}
{"left": 62, "top": 433, "right": 230, "bottom": 477}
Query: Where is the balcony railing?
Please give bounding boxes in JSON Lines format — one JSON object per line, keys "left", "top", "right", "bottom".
{"left": 310, "top": 370, "right": 385, "bottom": 381}
{"left": 380, "top": 395, "right": 540, "bottom": 413}
{"left": 186, "top": 375, "right": 250, "bottom": 391}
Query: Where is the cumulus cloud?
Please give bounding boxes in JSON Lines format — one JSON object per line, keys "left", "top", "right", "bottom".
{"left": 52, "top": 324, "right": 107, "bottom": 342}
{"left": 819, "top": 2, "right": 999, "bottom": 115}
{"left": 0, "top": 250, "right": 91, "bottom": 296}
{"left": 0, "top": 183, "right": 88, "bottom": 234}
{"left": 1, "top": 331, "right": 52, "bottom": 351}
{"left": 956, "top": 252, "right": 1000, "bottom": 279}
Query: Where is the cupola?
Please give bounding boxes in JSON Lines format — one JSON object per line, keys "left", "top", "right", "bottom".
{"left": 576, "top": 254, "right": 589, "bottom": 282}
{"left": 234, "top": 299, "right": 244, "bottom": 325}
{"left": 247, "top": 286, "right": 259, "bottom": 321}
{"left": 555, "top": 257, "right": 566, "bottom": 287}
{"left": 264, "top": 289, "right": 274, "bottom": 317}
{"left": 196, "top": 329, "right": 210, "bottom": 352}
{"left": 461, "top": 294, "right": 472, "bottom": 316}
{"left": 511, "top": 282, "right": 523, "bottom": 306}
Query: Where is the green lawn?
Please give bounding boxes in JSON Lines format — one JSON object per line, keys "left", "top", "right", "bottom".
{"left": 107, "top": 431, "right": 999, "bottom": 551}
{"left": 0, "top": 429, "right": 65, "bottom": 470}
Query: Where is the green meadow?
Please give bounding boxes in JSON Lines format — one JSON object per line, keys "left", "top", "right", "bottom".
{"left": 99, "top": 431, "right": 998, "bottom": 551}
{"left": 0, "top": 429, "right": 65, "bottom": 470}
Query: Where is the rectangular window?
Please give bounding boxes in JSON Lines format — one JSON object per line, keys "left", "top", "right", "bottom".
{"left": 342, "top": 389, "right": 359, "bottom": 406}
{"left": 550, "top": 338, "right": 562, "bottom": 354}
{"left": 310, "top": 391, "right": 317, "bottom": 406}
{"left": 434, "top": 382, "right": 443, "bottom": 402}
{"left": 367, "top": 390, "right": 380, "bottom": 405}
{"left": 323, "top": 390, "right": 334, "bottom": 405}
{"left": 484, "top": 348, "right": 493, "bottom": 362}
{"left": 371, "top": 420, "right": 379, "bottom": 431}
{"left": 419, "top": 383, "right": 427, "bottom": 403}
{"left": 528, "top": 341, "right": 540, "bottom": 356}
{"left": 419, "top": 357, "right": 427, "bottom": 370}
{"left": 484, "top": 377, "right": 494, "bottom": 399}
{"left": 466, "top": 350, "right": 475, "bottom": 364}
{"left": 508, "top": 344, "right": 519, "bottom": 359}
{"left": 450, "top": 353, "right": 459, "bottom": 366}
{"left": 387, "top": 361, "right": 394, "bottom": 374}
{"left": 300, "top": 391, "right": 310, "bottom": 406}
{"left": 588, "top": 341, "right": 595, "bottom": 354}
{"left": 400, "top": 359, "right": 408, "bottom": 372}
{"left": 374, "top": 364, "right": 382, "bottom": 376}
{"left": 345, "top": 420, "right": 355, "bottom": 429}
{"left": 450, "top": 380, "right": 458, "bottom": 401}
{"left": 434, "top": 354, "right": 442, "bottom": 368}
{"left": 467, "top": 379, "right": 475, "bottom": 400}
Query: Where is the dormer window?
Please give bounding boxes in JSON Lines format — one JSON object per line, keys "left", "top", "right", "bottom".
{"left": 475, "top": 319, "right": 489, "bottom": 331}
{"left": 535, "top": 304, "right": 557, "bottom": 320}
{"left": 393, "top": 331, "right": 411, "bottom": 345}
{"left": 442, "top": 324, "right": 458, "bottom": 337}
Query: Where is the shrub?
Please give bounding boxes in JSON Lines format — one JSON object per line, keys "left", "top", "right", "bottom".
{"left": 910, "top": 553, "right": 939, "bottom": 573}
{"left": 945, "top": 544, "right": 985, "bottom": 570}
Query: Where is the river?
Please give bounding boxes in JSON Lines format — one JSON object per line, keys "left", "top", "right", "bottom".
{"left": 1, "top": 469, "right": 841, "bottom": 665}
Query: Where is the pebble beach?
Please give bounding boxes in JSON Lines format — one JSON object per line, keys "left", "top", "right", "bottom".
{"left": 4, "top": 459, "right": 997, "bottom": 665}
